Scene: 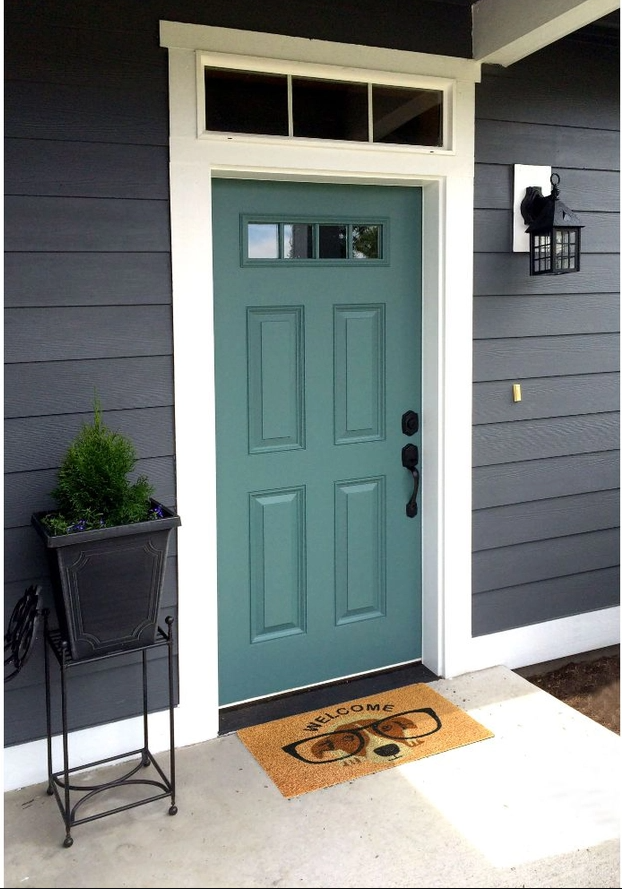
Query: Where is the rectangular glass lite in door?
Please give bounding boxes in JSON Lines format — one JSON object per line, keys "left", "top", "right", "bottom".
{"left": 244, "top": 220, "right": 386, "bottom": 263}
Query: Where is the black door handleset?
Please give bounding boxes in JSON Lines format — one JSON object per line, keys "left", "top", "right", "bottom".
{"left": 401, "top": 443, "right": 420, "bottom": 518}
{"left": 401, "top": 410, "right": 420, "bottom": 518}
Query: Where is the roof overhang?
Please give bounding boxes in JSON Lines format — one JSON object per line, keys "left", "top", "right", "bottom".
{"left": 472, "top": 0, "right": 620, "bottom": 66}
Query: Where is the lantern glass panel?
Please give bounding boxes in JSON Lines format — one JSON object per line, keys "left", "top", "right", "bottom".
{"left": 554, "top": 229, "right": 579, "bottom": 272}
{"left": 532, "top": 233, "right": 551, "bottom": 274}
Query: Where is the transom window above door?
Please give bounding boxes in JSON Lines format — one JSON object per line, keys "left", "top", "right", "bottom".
{"left": 204, "top": 67, "right": 443, "bottom": 147}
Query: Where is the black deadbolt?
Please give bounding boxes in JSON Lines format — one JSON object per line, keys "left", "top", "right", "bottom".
{"left": 401, "top": 410, "right": 419, "bottom": 436}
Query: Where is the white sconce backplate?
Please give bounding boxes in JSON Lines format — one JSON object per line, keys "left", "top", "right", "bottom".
{"left": 513, "top": 164, "right": 552, "bottom": 252}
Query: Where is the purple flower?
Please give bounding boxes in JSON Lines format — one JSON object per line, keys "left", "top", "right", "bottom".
{"left": 68, "top": 519, "right": 87, "bottom": 533}
{"left": 150, "top": 504, "right": 165, "bottom": 519}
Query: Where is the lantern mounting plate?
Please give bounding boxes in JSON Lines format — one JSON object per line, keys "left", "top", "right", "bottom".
{"left": 513, "top": 164, "right": 551, "bottom": 252}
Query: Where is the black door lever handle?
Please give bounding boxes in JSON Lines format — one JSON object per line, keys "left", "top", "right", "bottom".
{"left": 401, "top": 444, "right": 420, "bottom": 518}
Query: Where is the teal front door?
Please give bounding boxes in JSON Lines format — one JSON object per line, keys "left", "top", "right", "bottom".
{"left": 213, "top": 179, "right": 422, "bottom": 706}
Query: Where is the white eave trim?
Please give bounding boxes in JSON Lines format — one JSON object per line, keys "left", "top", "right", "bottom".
{"left": 472, "top": 0, "right": 620, "bottom": 66}
{"left": 160, "top": 20, "right": 482, "bottom": 82}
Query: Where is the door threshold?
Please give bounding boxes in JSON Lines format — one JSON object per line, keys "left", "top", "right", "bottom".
{"left": 219, "top": 660, "right": 438, "bottom": 734}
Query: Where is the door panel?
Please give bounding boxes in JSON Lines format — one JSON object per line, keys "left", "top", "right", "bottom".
{"left": 213, "top": 179, "right": 422, "bottom": 705}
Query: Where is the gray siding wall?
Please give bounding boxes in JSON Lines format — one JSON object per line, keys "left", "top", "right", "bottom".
{"left": 4, "top": 8, "right": 178, "bottom": 746}
{"left": 472, "top": 33, "right": 620, "bottom": 635}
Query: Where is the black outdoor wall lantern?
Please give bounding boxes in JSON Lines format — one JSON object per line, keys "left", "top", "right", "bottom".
{"left": 520, "top": 173, "right": 584, "bottom": 275}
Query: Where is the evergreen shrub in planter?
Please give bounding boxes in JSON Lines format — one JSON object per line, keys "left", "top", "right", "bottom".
{"left": 31, "top": 400, "right": 181, "bottom": 661}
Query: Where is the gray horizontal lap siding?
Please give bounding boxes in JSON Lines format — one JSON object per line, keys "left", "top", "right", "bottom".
{"left": 4, "top": 4, "right": 179, "bottom": 747}
{"left": 472, "top": 37, "right": 620, "bottom": 637}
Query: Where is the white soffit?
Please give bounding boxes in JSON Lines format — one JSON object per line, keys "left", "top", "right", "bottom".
{"left": 472, "top": 0, "right": 620, "bottom": 66}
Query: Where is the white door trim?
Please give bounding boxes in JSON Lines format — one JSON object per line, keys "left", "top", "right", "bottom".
{"left": 160, "top": 25, "right": 480, "bottom": 749}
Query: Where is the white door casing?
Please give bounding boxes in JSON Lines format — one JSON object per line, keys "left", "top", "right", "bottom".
{"left": 161, "top": 22, "right": 479, "bottom": 748}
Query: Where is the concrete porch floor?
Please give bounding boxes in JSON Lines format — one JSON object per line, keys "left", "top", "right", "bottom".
{"left": 4, "top": 665, "right": 620, "bottom": 888}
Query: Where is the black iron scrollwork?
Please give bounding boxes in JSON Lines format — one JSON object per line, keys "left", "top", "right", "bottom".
{"left": 4, "top": 585, "right": 41, "bottom": 683}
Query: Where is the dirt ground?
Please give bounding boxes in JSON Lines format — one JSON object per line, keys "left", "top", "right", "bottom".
{"left": 517, "top": 646, "right": 620, "bottom": 734}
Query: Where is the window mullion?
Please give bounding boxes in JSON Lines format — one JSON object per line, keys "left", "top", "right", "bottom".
{"left": 287, "top": 75, "right": 294, "bottom": 137}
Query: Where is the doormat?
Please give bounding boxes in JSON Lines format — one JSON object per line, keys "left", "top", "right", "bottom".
{"left": 237, "top": 683, "right": 494, "bottom": 798}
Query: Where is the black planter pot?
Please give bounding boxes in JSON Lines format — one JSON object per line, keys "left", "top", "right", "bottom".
{"left": 31, "top": 500, "right": 181, "bottom": 661}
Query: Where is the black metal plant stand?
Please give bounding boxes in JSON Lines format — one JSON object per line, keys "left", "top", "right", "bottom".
{"left": 43, "top": 611, "right": 177, "bottom": 847}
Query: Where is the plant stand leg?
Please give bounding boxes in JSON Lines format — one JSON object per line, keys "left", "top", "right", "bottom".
{"left": 59, "top": 642, "right": 73, "bottom": 847}
{"left": 166, "top": 616, "right": 177, "bottom": 815}
{"left": 44, "top": 611, "right": 54, "bottom": 798}
{"left": 141, "top": 647, "right": 150, "bottom": 767}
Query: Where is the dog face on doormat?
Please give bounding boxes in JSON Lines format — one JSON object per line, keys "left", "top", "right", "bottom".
{"left": 237, "top": 683, "right": 494, "bottom": 797}
{"left": 283, "top": 706, "right": 441, "bottom": 766}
